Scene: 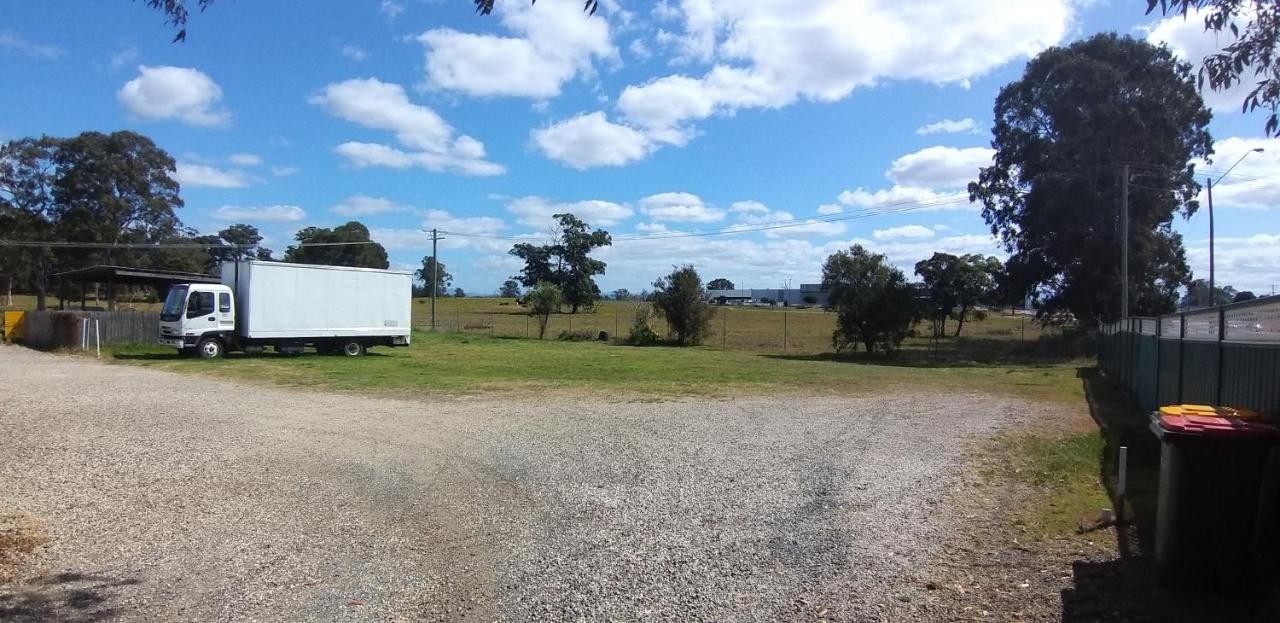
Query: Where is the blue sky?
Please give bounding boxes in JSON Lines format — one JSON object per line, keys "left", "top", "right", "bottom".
{"left": 2, "top": 0, "right": 1278, "bottom": 295}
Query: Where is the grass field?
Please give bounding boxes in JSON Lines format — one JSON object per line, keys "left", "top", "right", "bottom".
{"left": 108, "top": 325, "right": 1088, "bottom": 404}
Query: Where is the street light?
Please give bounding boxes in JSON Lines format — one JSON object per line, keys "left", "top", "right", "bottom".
{"left": 1206, "top": 147, "right": 1264, "bottom": 302}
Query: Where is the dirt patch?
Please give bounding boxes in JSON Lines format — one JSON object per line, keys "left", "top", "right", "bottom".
{"left": 886, "top": 374, "right": 1280, "bottom": 621}
{"left": 0, "top": 513, "right": 47, "bottom": 583}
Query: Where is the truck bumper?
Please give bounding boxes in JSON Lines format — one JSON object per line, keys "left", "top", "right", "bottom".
{"left": 159, "top": 337, "right": 194, "bottom": 348}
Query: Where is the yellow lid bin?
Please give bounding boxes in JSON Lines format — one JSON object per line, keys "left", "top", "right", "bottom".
{"left": 1159, "top": 404, "right": 1264, "bottom": 420}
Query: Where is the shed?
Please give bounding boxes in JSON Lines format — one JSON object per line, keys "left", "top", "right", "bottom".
{"left": 54, "top": 265, "right": 219, "bottom": 310}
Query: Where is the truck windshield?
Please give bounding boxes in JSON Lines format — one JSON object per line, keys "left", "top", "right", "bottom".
{"left": 161, "top": 286, "right": 188, "bottom": 322}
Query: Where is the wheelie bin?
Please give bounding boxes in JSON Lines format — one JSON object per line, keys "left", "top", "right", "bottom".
{"left": 1150, "top": 405, "right": 1278, "bottom": 593}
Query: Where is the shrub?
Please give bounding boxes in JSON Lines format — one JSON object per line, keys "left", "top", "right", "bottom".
{"left": 526, "top": 281, "right": 561, "bottom": 339}
{"left": 651, "top": 265, "right": 715, "bottom": 345}
{"left": 557, "top": 330, "right": 596, "bottom": 341}
{"left": 626, "top": 303, "right": 661, "bottom": 346}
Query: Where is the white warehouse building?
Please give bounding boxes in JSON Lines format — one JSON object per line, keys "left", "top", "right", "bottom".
{"left": 705, "top": 283, "right": 828, "bottom": 306}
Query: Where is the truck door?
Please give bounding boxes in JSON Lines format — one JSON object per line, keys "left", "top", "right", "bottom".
{"left": 217, "top": 291, "right": 234, "bottom": 329}
{"left": 187, "top": 290, "right": 217, "bottom": 332}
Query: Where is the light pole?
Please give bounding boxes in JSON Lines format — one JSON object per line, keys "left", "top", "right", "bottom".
{"left": 1206, "top": 147, "right": 1263, "bottom": 303}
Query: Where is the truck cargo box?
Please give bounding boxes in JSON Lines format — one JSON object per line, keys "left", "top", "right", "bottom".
{"left": 221, "top": 260, "right": 411, "bottom": 340}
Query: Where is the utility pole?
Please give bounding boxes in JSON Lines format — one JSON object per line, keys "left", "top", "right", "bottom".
{"left": 429, "top": 228, "right": 444, "bottom": 331}
{"left": 1121, "top": 164, "right": 1130, "bottom": 319}
{"left": 1207, "top": 176, "right": 1215, "bottom": 303}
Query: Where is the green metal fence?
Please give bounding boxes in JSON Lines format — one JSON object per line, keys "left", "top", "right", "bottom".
{"left": 1098, "top": 296, "right": 1280, "bottom": 415}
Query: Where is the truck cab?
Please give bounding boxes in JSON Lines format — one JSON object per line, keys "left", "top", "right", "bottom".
{"left": 159, "top": 283, "right": 236, "bottom": 357}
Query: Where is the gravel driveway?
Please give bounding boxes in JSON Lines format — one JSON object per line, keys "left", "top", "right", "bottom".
{"left": 0, "top": 344, "right": 1026, "bottom": 621}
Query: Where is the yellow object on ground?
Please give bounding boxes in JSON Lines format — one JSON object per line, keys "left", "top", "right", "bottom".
{"left": 1159, "top": 404, "right": 1263, "bottom": 420}
{"left": 2, "top": 310, "right": 25, "bottom": 342}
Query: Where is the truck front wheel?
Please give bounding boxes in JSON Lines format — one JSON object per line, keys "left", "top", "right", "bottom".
{"left": 340, "top": 340, "right": 366, "bottom": 356}
{"left": 197, "top": 337, "right": 224, "bottom": 359}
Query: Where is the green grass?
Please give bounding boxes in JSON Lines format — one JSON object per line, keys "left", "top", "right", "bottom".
{"left": 984, "top": 430, "right": 1111, "bottom": 537}
{"left": 108, "top": 328, "right": 1088, "bottom": 404}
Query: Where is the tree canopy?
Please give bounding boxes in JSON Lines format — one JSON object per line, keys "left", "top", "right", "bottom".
{"left": 509, "top": 213, "right": 611, "bottom": 313}
{"left": 707, "top": 278, "right": 735, "bottom": 291}
{"left": 415, "top": 255, "right": 453, "bottom": 298}
{"left": 283, "top": 221, "right": 389, "bottom": 269}
{"left": 822, "top": 245, "right": 918, "bottom": 354}
{"left": 1148, "top": 0, "right": 1280, "bottom": 135}
{"left": 969, "top": 33, "right": 1211, "bottom": 324}
{"left": 651, "top": 265, "right": 715, "bottom": 345}
{"left": 499, "top": 279, "right": 521, "bottom": 298}
{"left": 914, "top": 253, "right": 1001, "bottom": 338}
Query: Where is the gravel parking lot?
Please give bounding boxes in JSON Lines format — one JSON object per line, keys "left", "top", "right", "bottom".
{"left": 0, "top": 344, "right": 1027, "bottom": 621}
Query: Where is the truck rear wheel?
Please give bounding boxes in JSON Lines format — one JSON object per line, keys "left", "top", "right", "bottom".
{"left": 197, "top": 337, "right": 224, "bottom": 359}
{"left": 340, "top": 340, "right": 366, "bottom": 356}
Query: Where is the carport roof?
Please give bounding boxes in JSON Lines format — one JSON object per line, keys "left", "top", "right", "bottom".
{"left": 53, "top": 265, "right": 220, "bottom": 286}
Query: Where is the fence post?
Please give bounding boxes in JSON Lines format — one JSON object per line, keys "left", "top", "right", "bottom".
{"left": 1216, "top": 304, "right": 1226, "bottom": 406}
{"left": 1178, "top": 313, "right": 1186, "bottom": 404}
{"left": 783, "top": 310, "right": 788, "bottom": 352}
{"left": 1153, "top": 316, "right": 1161, "bottom": 408}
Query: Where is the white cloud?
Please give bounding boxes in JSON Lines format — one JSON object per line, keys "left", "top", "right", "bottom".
{"left": 212, "top": 205, "right": 305, "bottom": 223}
{"left": 1186, "top": 233, "right": 1280, "bottom": 293}
{"left": 330, "top": 195, "right": 411, "bottom": 217}
{"left": 639, "top": 192, "right": 725, "bottom": 222}
{"left": 1196, "top": 136, "right": 1280, "bottom": 209}
{"left": 311, "top": 78, "right": 504, "bottom": 176}
{"left": 117, "top": 65, "right": 230, "bottom": 127}
{"left": 730, "top": 200, "right": 769, "bottom": 214}
{"left": 109, "top": 46, "right": 138, "bottom": 71}
{"left": 340, "top": 44, "right": 369, "bottom": 62}
{"left": 1147, "top": 7, "right": 1252, "bottom": 113}
{"left": 175, "top": 163, "right": 252, "bottom": 189}
{"left": 817, "top": 203, "right": 843, "bottom": 215}
{"left": 590, "top": 0, "right": 1070, "bottom": 163}
{"left": 228, "top": 153, "right": 263, "bottom": 167}
{"left": 916, "top": 118, "right": 979, "bottom": 136}
{"left": 0, "top": 30, "right": 64, "bottom": 59}
{"left": 418, "top": 0, "right": 617, "bottom": 98}
{"left": 629, "top": 38, "right": 652, "bottom": 61}
{"left": 873, "top": 224, "right": 935, "bottom": 240}
{"left": 506, "top": 195, "right": 633, "bottom": 227}
{"left": 380, "top": 0, "right": 404, "bottom": 19}
{"left": 421, "top": 208, "right": 508, "bottom": 236}
{"left": 886, "top": 145, "right": 994, "bottom": 189}
{"left": 837, "top": 186, "right": 965, "bottom": 211}
{"left": 532, "top": 111, "right": 653, "bottom": 169}
{"left": 270, "top": 165, "right": 300, "bottom": 177}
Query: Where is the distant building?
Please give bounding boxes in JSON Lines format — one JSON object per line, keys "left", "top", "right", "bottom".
{"left": 706, "top": 284, "right": 828, "bottom": 307}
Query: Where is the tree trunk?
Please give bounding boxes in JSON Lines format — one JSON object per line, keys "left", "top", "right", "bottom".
{"left": 863, "top": 338, "right": 875, "bottom": 354}
{"left": 4, "top": 275, "right": 11, "bottom": 307}
{"left": 954, "top": 306, "right": 967, "bottom": 337}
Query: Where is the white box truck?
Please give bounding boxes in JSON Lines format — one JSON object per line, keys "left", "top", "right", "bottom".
{"left": 158, "top": 260, "right": 412, "bottom": 358}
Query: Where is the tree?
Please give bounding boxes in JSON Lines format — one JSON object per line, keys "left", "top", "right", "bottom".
{"left": 453, "top": 287, "right": 466, "bottom": 298}
{"left": 914, "top": 253, "right": 962, "bottom": 338}
{"left": 707, "top": 278, "right": 735, "bottom": 291}
{"left": 0, "top": 137, "right": 58, "bottom": 309}
{"left": 651, "top": 265, "right": 715, "bottom": 345}
{"left": 1182, "top": 278, "right": 1238, "bottom": 307}
{"left": 612, "top": 288, "right": 632, "bottom": 300}
{"left": 219, "top": 224, "right": 273, "bottom": 261}
{"left": 52, "top": 131, "right": 185, "bottom": 269}
{"left": 1234, "top": 290, "right": 1258, "bottom": 303}
{"left": 525, "top": 281, "right": 561, "bottom": 339}
{"left": 950, "top": 254, "right": 1001, "bottom": 337}
{"left": 415, "top": 255, "right": 452, "bottom": 298}
{"left": 969, "top": 33, "right": 1211, "bottom": 325}
{"left": 823, "top": 245, "right": 918, "bottom": 354}
{"left": 284, "top": 221, "right": 389, "bottom": 269}
{"left": 499, "top": 279, "right": 521, "bottom": 298}
{"left": 509, "top": 213, "right": 611, "bottom": 313}
{"left": 1148, "top": 0, "right": 1280, "bottom": 135}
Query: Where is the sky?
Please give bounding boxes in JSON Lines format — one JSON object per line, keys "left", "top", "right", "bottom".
{"left": 2, "top": 0, "right": 1278, "bottom": 296}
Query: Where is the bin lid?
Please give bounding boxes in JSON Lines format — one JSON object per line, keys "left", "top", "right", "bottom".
{"left": 1157, "top": 413, "right": 1278, "bottom": 437}
{"left": 1159, "top": 404, "right": 1265, "bottom": 420}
